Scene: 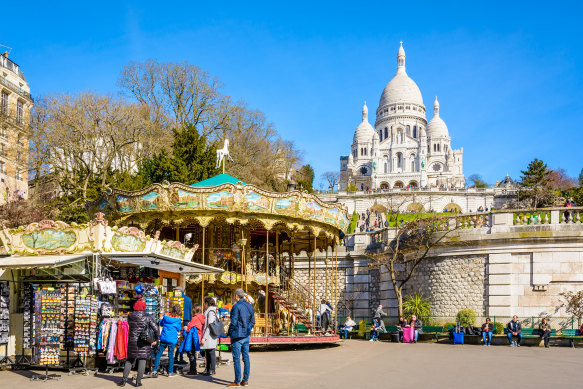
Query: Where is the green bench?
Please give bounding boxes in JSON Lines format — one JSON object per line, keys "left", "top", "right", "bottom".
{"left": 294, "top": 323, "right": 310, "bottom": 334}
{"left": 504, "top": 328, "right": 557, "bottom": 345}
{"left": 422, "top": 326, "right": 445, "bottom": 342}
{"left": 561, "top": 329, "right": 583, "bottom": 348}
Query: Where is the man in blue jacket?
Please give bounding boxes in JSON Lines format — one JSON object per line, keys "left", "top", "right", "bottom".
{"left": 226, "top": 288, "right": 255, "bottom": 387}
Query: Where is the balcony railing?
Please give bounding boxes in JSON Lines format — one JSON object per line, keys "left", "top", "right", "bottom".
{"left": 0, "top": 77, "right": 33, "bottom": 102}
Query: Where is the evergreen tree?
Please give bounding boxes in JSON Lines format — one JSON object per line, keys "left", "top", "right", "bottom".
{"left": 579, "top": 168, "right": 583, "bottom": 186}
{"left": 296, "top": 164, "right": 315, "bottom": 192}
{"left": 139, "top": 125, "right": 219, "bottom": 185}
{"left": 519, "top": 158, "right": 553, "bottom": 208}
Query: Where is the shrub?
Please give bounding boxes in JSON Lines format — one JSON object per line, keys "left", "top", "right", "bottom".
{"left": 443, "top": 322, "right": 456, "bottom": 330}
{"left": 403, "top": 292, "right": 432, "bottom": 322}
{"left": 493, "top": 322, "right": 504, "bottom": 334}
{"left": 456, "top": 308, "right": 477, "bottom": 327}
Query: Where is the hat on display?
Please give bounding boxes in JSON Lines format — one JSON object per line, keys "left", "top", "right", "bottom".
{"left": 135, "top": 285, "right": 144, "bottom": 295}
{"left": 134, "top": 300, "right": 146, "bottom": 311}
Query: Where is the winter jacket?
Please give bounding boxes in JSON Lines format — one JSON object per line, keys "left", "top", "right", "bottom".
{"left": 481, "top": 323, "right": 494, "bottom": 332}
{"left": 228, "top": 300, "right": 255, "bottom": 340}
{"left": 201, "top": 306, "right": 219, "bottom": 350}
{"left": 539, "top": 322, "right": 552, "bottom": 332}
{"left": 187, "top": 313, "right": 206, "bottom": 341}
{"left": 507, "top": 320, "right": 522, "bottom": 334}
{"left": 182, "top": 295, "right": 193, "bottom": 323}
{"left": 178, "top": 326, "right": 200, "bottom": 353}
{"left": 159, "top": 315, "right": 182, "bottom": 344}
{"left": 127, "top": 311, "right": 159, "bottom": 360}
{"left": 373, "top": 307, "right": 387, "bottom": 319}
{"left": 411, "top": 319, "right": 423, "bottom": 334}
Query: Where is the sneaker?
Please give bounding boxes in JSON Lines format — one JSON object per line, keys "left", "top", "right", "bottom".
{"left": 241, "top": 382, "right": 248, "bottom": 387}
{"left": 509, "top": 344, "right": 514, "bottom": 347}
{"left": 168, "top": 373, "right": 177, "bottom": 378}
{"left": 369, "top": 339, "right": 373, "bottom": 342}
{"left": 516, "top": 343, "right": 520, "bottom": 347}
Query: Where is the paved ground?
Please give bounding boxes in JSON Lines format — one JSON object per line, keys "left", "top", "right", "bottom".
{"left": 2, "top": 340, "right": 583, "bottom": 388}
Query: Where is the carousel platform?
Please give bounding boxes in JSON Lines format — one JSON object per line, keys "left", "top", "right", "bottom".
{"left": 219, "top": 335, "right": 341, "bottom": 347}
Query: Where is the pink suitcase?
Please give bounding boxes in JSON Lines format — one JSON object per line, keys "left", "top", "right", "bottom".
{"left": 402, "top": 326, "right": 414, "bottom": 343}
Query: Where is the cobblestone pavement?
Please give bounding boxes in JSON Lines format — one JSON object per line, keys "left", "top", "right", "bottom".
{"left": 1, "top": 341, "right": 582, "bottom": 388}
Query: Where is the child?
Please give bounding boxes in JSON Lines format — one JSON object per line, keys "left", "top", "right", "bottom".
{"left": 185, "top": 304, "right": 205, "bottom": 375}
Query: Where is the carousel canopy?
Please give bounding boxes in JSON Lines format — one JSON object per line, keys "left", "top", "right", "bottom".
{"left": 88, "top": 174, "right": 350, "bottom": 240}
{"left": 0, "top": 215, "right": 223, "bottom": 274}
{"left": 190, "top": 174, "right": 246, "bottom": 188}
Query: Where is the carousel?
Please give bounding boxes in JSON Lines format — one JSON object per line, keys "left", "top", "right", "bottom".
{"left": 89, "top": 163, "right": 350, "bottom": 343}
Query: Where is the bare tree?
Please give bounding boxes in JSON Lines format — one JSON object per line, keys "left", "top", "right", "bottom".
{"left": 29, "top": 92, "right": 166, "bottom": 203}
{"left": 118, "top": 60, "right": 302, "bottom": 191}
{"left": 368, "top": 205, "right": 465, "bottom": 316}
{"left": 321, "top": 171, "right": 340, "bottom": 192}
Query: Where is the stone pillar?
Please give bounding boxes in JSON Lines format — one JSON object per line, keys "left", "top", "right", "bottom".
{"left": 487, "top": 253, "right": 512, "bottom": 317}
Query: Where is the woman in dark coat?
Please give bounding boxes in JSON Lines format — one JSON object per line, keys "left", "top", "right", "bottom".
{"left": 118, "top": 300, "right": 159, "bottom": 387}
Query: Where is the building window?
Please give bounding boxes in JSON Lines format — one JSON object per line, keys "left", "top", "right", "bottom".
{"left": 413, "top": 126, "right": 417, "bottom": 138}
{"left": 384, "top": 162, "right": 387, "bottom": 173}
{"left": 16, "top": 169, "right": 22, "bottom": 181}
{"left": 0, "top": 92, "right": 7, "bottom": 115}
{"left": 397, "top": 153, "right": 402, "bottom": 168}
{"left": 406, "top": 125, "right": 410, "bottom": 136}
{"left": 0, "top": 162, "right": 5, "bottom": 174}
{"left": 411, "top": 161, "right": 415, "bottom": 172}
{"left": 17, "top": 133, "right": 22, "bottom": 146}
{"left": 0, "top": 127, "right": 6, "bottom": 138}
{"left": 384, "top": 127, "right": 388, "bottom": 139}
{"left": 16, "top": 100, "right": 23, "bottom": 124}
{"left": 379, "top": 130, "right": 382, "bottom": 141}
{"left": 0, "top": 143, "right": 5, "bottom": 156}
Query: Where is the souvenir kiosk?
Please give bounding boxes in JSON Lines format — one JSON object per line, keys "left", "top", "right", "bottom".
{"left": 0, "top": 214, "right": 223, "bottom": 379}
{"left": 89, "top": 174, "right": 350, "bottom": 343}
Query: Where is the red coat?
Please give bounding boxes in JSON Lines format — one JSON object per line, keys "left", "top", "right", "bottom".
{"left": 187, "top": 313, "right": 206, "bottom": 341}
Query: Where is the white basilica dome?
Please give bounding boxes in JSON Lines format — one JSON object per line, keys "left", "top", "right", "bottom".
{"left": 378, "top": 42, "right": 424, "bottom": 108}
{"left": 427, "top": 96, "right": 449, "bottom": 138}
{"left": 353, "top": 102, "right": 375, "bottom": 142}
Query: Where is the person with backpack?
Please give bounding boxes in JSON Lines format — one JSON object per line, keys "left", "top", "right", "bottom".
{"left": 151, "top": 304, "right": 183, "bottom": 377}
{"left": 184, "top": 304, "right": 205, "bottom": 375}
{"left": 200, "top": 296, "right": 219, "bottom": 376}
{"left": 226, "top": 288, "right": 255, "bottom": 387}
{"left": 481, "top": 318, "right": 494, "bottom": 346}
{"left": 117, "top": 300, "right": 159, "bottom": 387}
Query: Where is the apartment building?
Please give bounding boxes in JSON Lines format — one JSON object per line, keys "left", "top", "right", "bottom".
{"left": 0, "top": 52, "right": 32, "bottom": 203}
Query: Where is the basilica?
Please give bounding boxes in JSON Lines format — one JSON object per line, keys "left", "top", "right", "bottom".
{"left": 339, "top": 43, "right": 465, "bottom": 191}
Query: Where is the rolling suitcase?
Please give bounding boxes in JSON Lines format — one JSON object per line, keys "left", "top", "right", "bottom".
{"left": 453, "top": 331, "right": 464, "bottom": 344}
{"left": 402, "top": 326, "right": 414, "bottom": 343}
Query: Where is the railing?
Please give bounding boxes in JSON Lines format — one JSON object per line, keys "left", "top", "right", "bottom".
{"left": 277, "top": 277, "right": 316, "bottom": 329}
{"left": 513, "top": 207, "right": 583, "bottom": 225}
{"left": 0, "top": 76, "right": 33, "bottom": 101}
{"left": 337, "top": 187, "right": 519, "bottom": 196}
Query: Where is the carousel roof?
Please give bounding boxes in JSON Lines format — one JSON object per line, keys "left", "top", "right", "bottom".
{"left": 190, "top": 174, "right": 246, "bottom": 188}
{"left": 88, "top": 174, "right": 350, "bottom": 240}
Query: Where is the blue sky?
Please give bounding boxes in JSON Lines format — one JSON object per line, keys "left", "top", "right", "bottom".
{"left": 2, "top": 1, "right": 582, "bottom": 188}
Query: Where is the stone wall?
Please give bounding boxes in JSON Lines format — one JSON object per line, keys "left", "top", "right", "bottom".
{"left": 402, "top": 255, "right": 488, "bottom": 317}
{"left": 292, "top": 267, "right": 346, "bottom": 304}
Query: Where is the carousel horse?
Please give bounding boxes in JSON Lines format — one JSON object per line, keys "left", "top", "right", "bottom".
{"left": 215, "top": 139, "right": 234, "bottom": 169}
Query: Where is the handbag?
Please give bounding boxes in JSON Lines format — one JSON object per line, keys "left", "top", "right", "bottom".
{"left": 208, "top": 310, "right": 224, "bottom": 338}
{"left": 138, "top": 321, "right": 156, "bottom": 345}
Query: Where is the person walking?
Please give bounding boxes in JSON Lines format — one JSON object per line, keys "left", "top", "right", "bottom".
{"left": 226, "top": 288, "right": 255, "bottom": 387}
{"left": 319, "top": 299, "right": 332, "bottom": 333}
{"left": 201, "top": 296, "right": 219, "bottom": 376}
{"left": 539, "top": 318, "right": 552, "bottom": 348}
{"left": 151, "top": 304, "right": 183, "bottom": 377}
{"left": 117, "top": 300, "right": 159, "bottom": 387}
{"left": 373, "top": 304, "right": 387, "bottom": 321}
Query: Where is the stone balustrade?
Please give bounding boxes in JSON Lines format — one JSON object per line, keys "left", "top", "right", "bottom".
{"left": 344, "top": 207, "right": 583, "bottom": 252}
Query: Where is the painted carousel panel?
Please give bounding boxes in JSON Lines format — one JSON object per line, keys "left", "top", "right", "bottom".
{"left": 206, "top": 191, "right": 235, "bottom": 209}
{"left": 22, "top": 229, "right": 77, "bottom": 251}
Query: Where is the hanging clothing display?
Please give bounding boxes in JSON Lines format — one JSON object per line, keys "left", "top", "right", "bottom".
{"left": 107, "top": 321, "right": 118, "bottom": 363}
{"left": 114, "top": 320, "right": 129, "bottom": 360}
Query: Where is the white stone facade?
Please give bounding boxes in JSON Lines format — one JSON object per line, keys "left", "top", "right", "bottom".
{"left": 340, "top": 43, "right": 464, "bottom": 191}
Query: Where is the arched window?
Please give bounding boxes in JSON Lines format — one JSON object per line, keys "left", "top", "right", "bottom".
{"left": 411, "top": 161, "right": 415, "bottom": 172}
{"left": 437, "top": 144, "right": 441, "bottom": 152}
{"left": 397, "top": 153, "right": 402, "bottom": 168}
{"left": 406, "top": 125, "right": 410, "bottom": 136}
{"left": 433, "top": 144, "right": 436, "bottom": 152}
{"left": 379, "top": 130, "right": 383, "bottom": 141}
{"left": 384, "top": 162, "right": 388, "bottom": 173}
{"left": 384, "top": 127, "right": 388, "bottom": 139}
{"left": 413, "top": 126, "right": 417, "bottom": 138}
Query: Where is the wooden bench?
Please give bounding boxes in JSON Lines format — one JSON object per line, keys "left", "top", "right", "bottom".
{"left": 561, "top": 329, "right": 583, "bottom": 348}
{"left": 253, "top": 317, "right": 272, "bottom": 335}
